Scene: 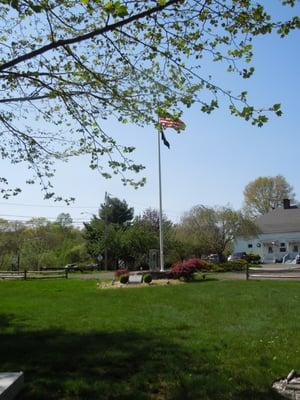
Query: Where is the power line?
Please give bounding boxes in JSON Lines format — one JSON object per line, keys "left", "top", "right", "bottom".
{"left": 0, "top": 201, "right": 99, "bottom": 209}
{"left": 0, "top": 200, "right": 184, "bottom": 216}
{"left": 0, "top": 195, "right": 185, "bottom": 223}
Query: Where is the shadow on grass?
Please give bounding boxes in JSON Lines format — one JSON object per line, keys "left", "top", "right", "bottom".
{"left": 191, "top": 275, "right": 219, "bottom": 283}
{"left": 196, "top": 277, "right": 219, "bottom": 283}
{"left": 0, "top": 313, "right": 283, "bottom": 400}
{"left": 0, "top": 313, "right": 14, "bottom": 329}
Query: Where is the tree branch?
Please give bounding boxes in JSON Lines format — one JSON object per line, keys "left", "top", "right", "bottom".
{"left": 0, "top": 0, "right": 182, "bottom": 72}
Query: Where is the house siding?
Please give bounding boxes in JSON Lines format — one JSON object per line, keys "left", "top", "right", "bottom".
{"left": 234, "top": 232, "right": 300, "bottom": 263}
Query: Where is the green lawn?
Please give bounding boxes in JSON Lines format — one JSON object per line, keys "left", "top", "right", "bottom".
{"left": 0, "top": 279, "right": 299, "bottom": 399}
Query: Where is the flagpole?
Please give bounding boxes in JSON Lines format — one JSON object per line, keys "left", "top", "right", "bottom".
{"left": 157, "top": 127, "right": 164, "bottom": 272}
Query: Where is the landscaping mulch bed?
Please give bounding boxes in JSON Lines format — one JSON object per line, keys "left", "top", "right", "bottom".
{"left": 97, "top": 278, "right": 184, "bottom": 289}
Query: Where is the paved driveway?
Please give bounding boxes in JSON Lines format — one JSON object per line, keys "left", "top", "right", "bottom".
{"left": 69, "top": 272, "right": 114, "bottom": 280}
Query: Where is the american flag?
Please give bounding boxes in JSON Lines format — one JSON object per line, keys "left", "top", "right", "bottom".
{"left": 159, "top": 117, "right": 185, "bottom": 130}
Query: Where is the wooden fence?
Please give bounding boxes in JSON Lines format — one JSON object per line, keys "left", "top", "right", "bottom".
{"left": 0, "top": 269, "right": 68, "bottom": 280}
{"left": 246, "top": 265, "right": 300, "bottom": 280}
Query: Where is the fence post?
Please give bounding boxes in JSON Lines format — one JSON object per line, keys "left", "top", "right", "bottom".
{"left": 65, "top": 269, "right": 68, "bottom": 279}
{"left": 246, "top": 264, "right": 249, "bottom": 280}
{"left": 24, "top": 270, "right": 27, "bottom": 280}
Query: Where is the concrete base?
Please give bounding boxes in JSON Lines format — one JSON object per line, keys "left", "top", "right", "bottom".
{"left": 0, "top": 373, "right": 24, "bottom": 400}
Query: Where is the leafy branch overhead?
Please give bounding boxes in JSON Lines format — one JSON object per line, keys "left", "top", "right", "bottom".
{"left": 0, "top": 0, "right": 299, "bottom": 199}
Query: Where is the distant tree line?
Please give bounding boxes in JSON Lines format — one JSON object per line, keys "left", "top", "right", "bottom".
{"left": 0, "top": 215, "right": 90, "bottom": 271}
{"left": 0, "top": 201, "right": 256, "bottom": 271}
{"left": 0, "top": 174, "right": 295, "bottom": 270}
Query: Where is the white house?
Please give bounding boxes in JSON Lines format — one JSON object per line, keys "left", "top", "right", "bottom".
{"left": 234, "top": 199, "right": 300, "bottom": 263}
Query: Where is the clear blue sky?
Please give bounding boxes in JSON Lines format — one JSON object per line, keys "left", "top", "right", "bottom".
{"left": 1, "top": 3, "right": 299, "bottom": 226}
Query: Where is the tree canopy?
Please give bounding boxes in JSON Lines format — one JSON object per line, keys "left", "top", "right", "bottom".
{"left": 55, "top": 212, "right": 73, "bottom": 227}
{"left": 178, "top": 205, "right": 259, "bottom": 258}
{"left": 99, "top": 196, "right": 134, "bottom": 225}
{"left": 0, "top": 0, "right": 299, "bottom": 199}
{"left": 84, "top": 196, "right": 133, "bottom": 267}
{"left": 84, "top": 198, "right": 178, "bottom": 268}
{"left": 243, "top": 175, "right": 295, "bottom": 217}
{"left": 0, "top": 216, "right": 88, "bottom": 270}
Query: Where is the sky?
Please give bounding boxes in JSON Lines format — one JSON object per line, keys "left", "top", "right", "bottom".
{"left": 1, "top": 2, "right": 300, "bottom": 226}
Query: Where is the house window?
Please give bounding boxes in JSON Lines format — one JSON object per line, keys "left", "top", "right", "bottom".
{"left": 268, "top": 246, "right": 273, "bottom": 254}
{"left": 293, "top": 245, "right": 299, "bottom": 253}
{"left": 280, "top": 243, "right": 286, "bottom": 252}
{"left": 248, "top": 244, "right": 253, "bottom": 249}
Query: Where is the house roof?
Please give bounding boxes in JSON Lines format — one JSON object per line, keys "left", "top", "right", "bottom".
{"left": 257, "top": 208, "right": 300, "bottom": 234}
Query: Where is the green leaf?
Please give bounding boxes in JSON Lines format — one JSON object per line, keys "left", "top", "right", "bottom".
{"left": 273, "top": 103, "right": 281, "bottom": 111}
{"left": 115, "top": 3, "right": 128, "bottom": 17}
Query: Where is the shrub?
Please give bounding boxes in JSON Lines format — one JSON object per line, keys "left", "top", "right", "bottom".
{"left": 225, "top": 259, "right": 248, "bottom": 271}
{"left": 170, "top": 258, "right": 250, "bottom": 277}
{"left": 170, "top": 258, "right": 208, "bottom": 280}
{"left": 38, "top": 252, "right": 59, "bottom": 269}
{"left": 209, "top": 263, "right": 225, "bottom": 272}
{"left": 248, "top": 253, "right": 261, "bottom": 264}
{"left": 170, "top": 262, "right": 195, "bottom": 280}
{"left": 194, "top": 272, "right": 206, "bottom": 281}
{"left": 114, "top": 268, "right": 129, "bottom": 278}
{"left": 120, "top": 274, "right": 129, "bottom": 284}
{"left": 65, "top": 244, "right": 91, "bottom": 264}
{"left": 210, "top": 260, "right": 248, "bottom": 272}
{"left": 143, "top": 274, "right": 152, "bottom": 284}
{"left": 183, "top": 258, "right": 209, "bottom": 271}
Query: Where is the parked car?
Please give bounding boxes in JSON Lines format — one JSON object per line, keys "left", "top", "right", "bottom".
{"left": 84, "top": 263, "right": 99, "bottom": 271}
{"left": 227, "top": 252, "right": 249, "bottom": 262}
{"left": 296, "top": 254, "right": 300, "bottom": 264}
{"left": 207, "top": 254, "right": 220, "bottom": 263}
{"left": 64, "top": 264, "right": 82, "bottom": 272}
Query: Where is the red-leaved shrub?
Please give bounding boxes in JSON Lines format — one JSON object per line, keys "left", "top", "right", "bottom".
{"left": 183, "top": 258, "right": 208, "bottom": 271}
{"left": 170, "top": 258, "right": 208, "bottom": 280}
{"left": 114, "top": 268, "right": 129, "bottom": 278}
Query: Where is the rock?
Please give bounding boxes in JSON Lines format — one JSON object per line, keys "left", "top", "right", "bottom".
{"left": 273, "top": 370, "right": 300, "bottom": 399}
{"left": 287, "top": 370, "right": 296, "bottom": 383}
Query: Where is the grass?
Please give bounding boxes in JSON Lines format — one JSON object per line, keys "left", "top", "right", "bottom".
{"left": 0, "top": 279, "right": 300, "bottom": 399}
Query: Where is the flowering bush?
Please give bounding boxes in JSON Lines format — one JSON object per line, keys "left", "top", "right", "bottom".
{"left": 170, "top": 258, "right": 250, "bottom": 279}
{"left": 183, "top": 258, "right": 209, "bottom": 271}
{"left": 170, "top": 258, "right": 208, "bottom": 280}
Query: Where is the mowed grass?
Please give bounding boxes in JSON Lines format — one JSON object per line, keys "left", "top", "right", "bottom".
{"left": 0, "top": 279, "right": 300, "bottom": 399}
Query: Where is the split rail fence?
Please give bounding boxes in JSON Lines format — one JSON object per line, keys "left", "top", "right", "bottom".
{"left": 246, "top": 265, "right": 300, "bottom": 280}
{"left": 0, "top": 269, "right": 68, "bottom": 280}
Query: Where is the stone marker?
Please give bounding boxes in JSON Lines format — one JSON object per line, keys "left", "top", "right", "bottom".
{"left": 0, "top": 372, "right": 24, "bottom": 400}
{"left": 273, "top": 370, "right": 300, "bottom": 399}
{"left": 128, "top": 274, "right": 143, "bottom": 284}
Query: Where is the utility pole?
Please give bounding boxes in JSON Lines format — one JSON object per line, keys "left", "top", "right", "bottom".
{"left": 104, "top": 191, "right": 108, "bottom": 271}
